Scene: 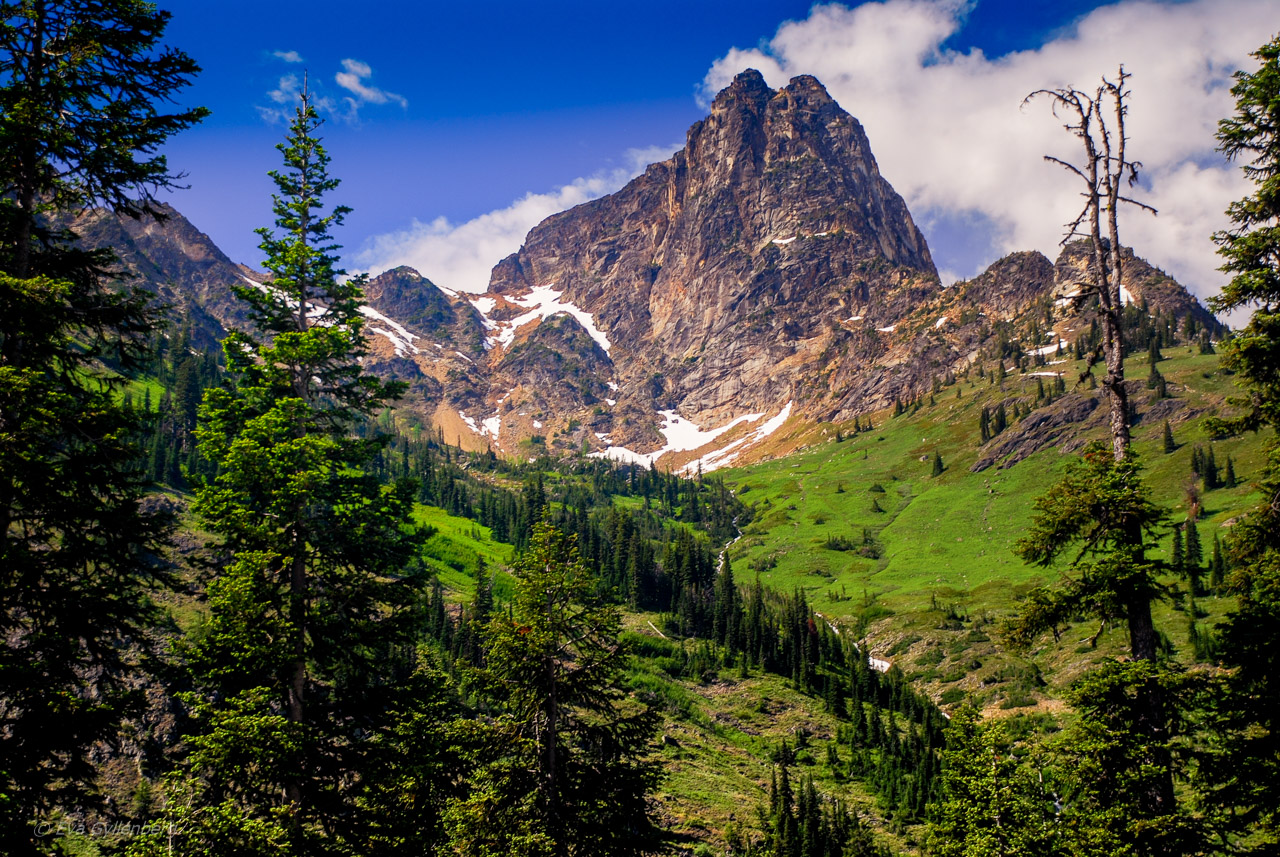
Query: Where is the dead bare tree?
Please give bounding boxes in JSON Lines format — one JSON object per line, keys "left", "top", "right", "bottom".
{"left": 1026, "top": 67, "right": 1156, "bottom": 461}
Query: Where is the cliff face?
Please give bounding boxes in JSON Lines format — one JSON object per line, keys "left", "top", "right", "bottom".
{"left": 477, "top": 69, "right": 940, "bottom": 455}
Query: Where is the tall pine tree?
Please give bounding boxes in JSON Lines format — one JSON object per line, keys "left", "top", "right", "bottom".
{"left": 0, "top": 2, "right": 204, "bottom": 848}
{"left": 148, "top": 86, "right": 425, "bottom": 853}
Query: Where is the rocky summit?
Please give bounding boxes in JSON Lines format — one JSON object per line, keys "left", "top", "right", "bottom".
{"left": 86, "top": 70, "right": 1220, "bottom": 472}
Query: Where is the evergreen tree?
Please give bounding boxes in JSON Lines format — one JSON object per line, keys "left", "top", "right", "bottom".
{"left": 1202, "top": 43, "right": 1280, "bottom": 828}
{"left": 1054, "top": 661, "right": 1204, "bottom": 857}
{"left": 926, "top": 706, "right": 1055, "bottom": 857}
{"left": 454, "top": 521, "right": 661, "bottom": 856}
{"left": 1209, "top": 536, "right": 1226, "bottom": 594}
{"left": 152, "top": 88, "right": 426, "bottom": 853}
{"left": 1203, "top": 445, "right": 1220, "bottom": 490}
{"left": 1162, "top": 419, "right": 1176, "bottom": 453}
{"left": 1008, "top": 445, "right": 1179, "bottom": 830}
{"left": 1184, "top": 519, "right": 1203, "bottom": 595}
{"left": 0, "top": 2, "right": 204, "bottom": 847}
{"left": 713, "top": 553, "right": 742, "bottom": 653}
{"left": 979, "top": 405, "right": 991, "bottom": 442}
{"left": 931, "top": 451, "right": 945, "bottom": 477}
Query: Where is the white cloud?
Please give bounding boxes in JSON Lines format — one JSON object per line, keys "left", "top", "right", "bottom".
{"left": 258, "top": 60, "right": 405, "bottom": 125}
{"left": 335, "top": 58, "right": 408, "bottom": 115}
{"left": 257, "top": 73, "right": 306, "bottom": 123}
{"left": 356, "top": 145, "right": 680, "bottom": 293}
{"left": 701, "top": 0, "right": 1272, "bottom": 308}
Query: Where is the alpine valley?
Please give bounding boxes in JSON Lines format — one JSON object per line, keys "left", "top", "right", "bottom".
{"left": 49, "top": 67, "right": 1272, "bottom": 857}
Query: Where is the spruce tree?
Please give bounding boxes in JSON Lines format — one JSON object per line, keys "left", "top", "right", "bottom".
{"left": 1203, "top": 445, "right": 1220, "bottom": 490}
{"left": 1162, "top": 419, "right": 1176, "bottom": 453}
{"left": 1184, "top": 518, "right": 1204, "bottom": 595}
{"left": 0, "top": 2, "right": 204, "bottom": 847}
{"left": 1009, "top": 445, "right": 1180, "bottom": 831}
{"left": 150, "top": 87, "right": 426, "bottom": 853}
{"left": 931, "top": 451, "right": 945, "bottom": 476}
{"left": 454, "top": 521, "right": 661, "bottom": 856}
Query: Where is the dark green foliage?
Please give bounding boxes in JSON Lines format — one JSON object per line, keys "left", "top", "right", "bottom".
{"left": 0, "top": 0, "right": 208, "bottom": 278}
{"left": 0, "top": 272, "right": 173, "bottom": 848}
{"left": 151, "top": 90, "right": 428, "bottom": 852}
{"left": 1199, "top": 441, "right": 1280, "bottom": 852}
{"left": 455, "top": 521, "right": 661, "bottom": 856}
{"left": 1162, "top": 419, "right": 1176, "bottom": 453}
{"left": 1054, "top": 661, "right": 1205, "bottom": 857}
{"left": 926, "top": 706, "right": 1056, "bottom": 857}
{"left": 1184, "top": 519, "right": 1204, "bottom": 595}
{"left": 1008, "top": 445, "right": 1168, "bottom": 661}
{"left": 993, "top": 401, "right": 1008, "bottom": 435}
{"left": 0, "top": 2, "right": 203, "bottom": 848}
{"left": 1204, "top": 445, "right": 1221, "bottom": 490}
{"left": 1178, "top": 38, "right": 1280, "bottom": 851}
{"left": 1147, "top": 364, "right": 1168, "bottom": 398}
{"left": 1007, "top": 445, "right": 1180, "bottom": 839}
{"left": 1211, "top": 35, "right": 1280, "bottom": 436}
{"left": 746, "top": 767, "right": 888, "bottom": 857}
{"left": 140, "top": 315, "right": 222, "bottom": 489}
{"left": 931, "top": 451, "right": 945, "bottom": 477}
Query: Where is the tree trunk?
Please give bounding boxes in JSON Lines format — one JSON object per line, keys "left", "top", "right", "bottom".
{"left": 1126, "top": 593, "right": 1177, "bottom": 826}
{"left": 285, "top": 542, "right": 307, "bottom": 814}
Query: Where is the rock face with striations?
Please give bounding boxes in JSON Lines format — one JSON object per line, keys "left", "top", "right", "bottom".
{"left": 483, "top": 69, "right": 940, "bottom": 454}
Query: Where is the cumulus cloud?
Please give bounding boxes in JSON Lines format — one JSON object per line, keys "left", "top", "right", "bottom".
{"left": 335, "top": 58, "right": 408, "bottom": 115}
{"left": 701, "top": 0, "right": 1272, "bottom": 308}
{"left": 356, "top": 145, "right": 680, "bottom": 293}
{"left": 272, "top": 49, "right": 303, "bottom": 63}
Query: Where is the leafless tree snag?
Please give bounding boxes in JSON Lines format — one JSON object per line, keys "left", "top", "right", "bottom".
{"left": 1025, "top": 67, "right": 1156, "bottom": 461}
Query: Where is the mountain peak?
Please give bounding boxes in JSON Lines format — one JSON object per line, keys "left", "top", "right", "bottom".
{"left": 710, "top": 68, "right": 772, "bottom": 113}
{"left": 781, "top": 74, "right": 833, "bottom": 101}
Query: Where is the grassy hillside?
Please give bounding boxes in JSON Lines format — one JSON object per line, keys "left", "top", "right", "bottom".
{"left": 724, "top": 345, "right": 1262, "bottom": 712}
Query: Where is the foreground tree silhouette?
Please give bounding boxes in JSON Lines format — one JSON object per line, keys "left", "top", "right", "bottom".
{"left": 1203, "top": 33, "right": 1280, "bottom": 853}
{"left": 135, "top": 87, "right": 425, "bottom": 855}
{"left": 0, "top": 1, "right": 204, "bottom": 849}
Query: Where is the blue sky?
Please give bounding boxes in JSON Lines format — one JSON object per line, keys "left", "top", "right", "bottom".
{"left": 157, "top": 0, "right": 1273, "bottom": 306}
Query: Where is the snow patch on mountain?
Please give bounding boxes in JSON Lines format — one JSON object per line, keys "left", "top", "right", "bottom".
{"left": 468, "top": 284, "right": 612, "bottom": 354}
{"left": 590, "top": 403, "right": 793, "bottom": 472}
